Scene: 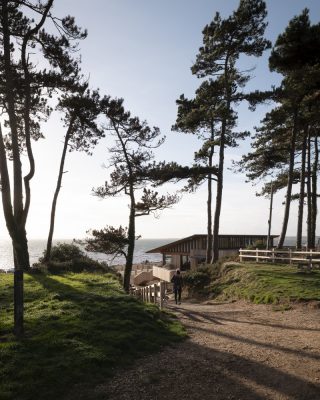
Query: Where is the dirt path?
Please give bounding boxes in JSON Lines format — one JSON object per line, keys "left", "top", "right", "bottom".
{"left": 96, "top": 300, "right": 320, "bottom": 400}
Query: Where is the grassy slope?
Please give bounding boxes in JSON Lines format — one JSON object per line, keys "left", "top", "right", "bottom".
{"left": 0, "top": 272, "right": 185, "bottom": 400}
{"left": 211, "top": 263, "right": 320, "bottom": 304}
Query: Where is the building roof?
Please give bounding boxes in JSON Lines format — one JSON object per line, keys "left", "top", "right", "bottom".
{"left": 146, "top": 234, "right": 279, "bottom": 254}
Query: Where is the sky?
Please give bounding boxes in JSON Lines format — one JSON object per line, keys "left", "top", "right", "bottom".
{"left": 1, "top": 0, "right": 320, "bottom": 241}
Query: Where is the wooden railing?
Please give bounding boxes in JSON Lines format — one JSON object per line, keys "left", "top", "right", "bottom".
{"left": 129, "top": 281, "right": 167, "bottom": 309}
{"left": 239, "top": 248, "right": 320, "bottom": 269}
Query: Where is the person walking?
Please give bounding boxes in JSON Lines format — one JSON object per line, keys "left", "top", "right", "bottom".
{"left": 171, "top": 269, "right": 183, "bottom": 305}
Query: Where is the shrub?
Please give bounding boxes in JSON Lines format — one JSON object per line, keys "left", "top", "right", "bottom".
{"left": 246, "top": 240, "right": 266, "bottom": 250}
{"left": 40, "top": 242, "right": 85, "bottom": 263}
{"left": 183, "top": 265, "right": 214, "bottom": 295}
{"left": 37, "top": 243, "right": 114, "bottom": 274}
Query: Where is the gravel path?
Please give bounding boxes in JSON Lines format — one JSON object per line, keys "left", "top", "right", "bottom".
{"left": 96, "top": 300, "right": 320, "bottom": 400}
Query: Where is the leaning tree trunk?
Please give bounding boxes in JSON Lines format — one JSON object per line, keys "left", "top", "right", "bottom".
{"left": 296, "top": 130, "right": 307, "bottom": 249}
{"left": 277, "top": 111, "right": 298, "bottom": 249}
{"left": 311, "top": 134, "right": 318, "bottom": 248}
{"left": 44, "top": 119, "right": 75, "bottom": 262}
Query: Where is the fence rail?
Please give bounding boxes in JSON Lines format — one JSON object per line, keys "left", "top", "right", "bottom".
{"left": 129, "top": 281, "right": 167, "bottom": 309}
{"left": 239, "top": 248, "right": 320, "bottom": 269}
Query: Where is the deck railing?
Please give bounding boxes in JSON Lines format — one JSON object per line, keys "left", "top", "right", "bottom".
{"left": 239, "top": 248, "right": 320, "bottom": 269}
{"left": 129, "top": 281, "right": 167, "bottom": 309}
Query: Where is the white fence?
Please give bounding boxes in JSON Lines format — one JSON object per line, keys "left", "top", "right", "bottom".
{"left": 239, "top": 248, "right": 320, "bottom": 269}
{"left": 129, "top": 281, "right": 167, "bottom": 309}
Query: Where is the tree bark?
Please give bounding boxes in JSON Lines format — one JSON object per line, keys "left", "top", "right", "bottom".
{"left": 212, "top": 122, "right": 225, "bottom": 262}
{"left": 0, "top": 125, "right": 27, "bottom": 337}
{"left": 45, "top": 118, "right": 75, "bottom": 262}
{"left": 212, "top": 58, "right": 229, "bottom": 263}
{"left": 296, "top": 130, "right": 307, "bottom": 249}
{"left": 113, "top": 120, "right": 136, "bottom": 292}
{"left": 206, "top": 125, "right": 215, "bottom": 263}
{"left": 277, "top": 110, "right": 298, "bottom": 249}
{"left": 306, "top": 131, "right": 312, "bottom": 248}
{"left": 2, "top": 1, "right": 24, "bottom": 224}
{"left": 124, "top": 192, "right": 135, "bottom": 293}
{"left": 311, "top": 134, "right": 318, "bottom": 248}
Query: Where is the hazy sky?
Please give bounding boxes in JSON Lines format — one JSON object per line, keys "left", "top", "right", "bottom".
{"left": 1, "top": 0, "right": 320, "bottom": 240}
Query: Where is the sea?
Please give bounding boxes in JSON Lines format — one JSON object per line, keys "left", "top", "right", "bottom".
{"left": 0, "top": 238, "right": 174, "bottom": 272}
{"left": 0, "top": 236, "right": 314, "bottom": 272}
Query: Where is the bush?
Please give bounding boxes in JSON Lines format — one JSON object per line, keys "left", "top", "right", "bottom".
{"left": 184, "top": 270, "right": 211, "bottom": 289}
{"left": 246, "top": 240, "right": 266, "bottom": 250}
{"left": 40, "top": 242, "right": 85, "bottom": 263}
{"left": 183, "top": 265, "right": 217, "bottom": 297}
{"left": 37, "top": 243, "right": 114, "bottom": 274}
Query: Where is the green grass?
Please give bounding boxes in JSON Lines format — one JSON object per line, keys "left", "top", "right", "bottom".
{"left": 0, "top": 272, "right": 186, "bottom": 400}
{"left": 210, "top": 263, "right": 320, "bottom": 304}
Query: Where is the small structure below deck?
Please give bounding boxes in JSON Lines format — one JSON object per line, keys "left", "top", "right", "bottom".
{"left": 147, "top": 234, "right": 278, "bottom": 270}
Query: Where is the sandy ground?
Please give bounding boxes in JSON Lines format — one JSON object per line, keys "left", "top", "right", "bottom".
{"left": 95, "top": 300, "right": 320, "bottom": 400}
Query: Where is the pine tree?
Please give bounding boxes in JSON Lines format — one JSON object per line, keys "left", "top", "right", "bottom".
{"left": 0, "top": 0, "right": 86, "bottom": 336}
{"left": 94, "top": 97, "right": 178, "bottom": 292}
{"left": 44, "top": 84, "right": 103, "bottom": 262}
{"left": 188, "top": 0, "right": 270, "bottom": 261}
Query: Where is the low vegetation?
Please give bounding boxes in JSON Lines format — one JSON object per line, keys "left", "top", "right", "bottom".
{"left": 184, "top": 262, "right": 320, "bottom": 304}
{"left": 35, "top": 242, "right": 112, "bottom": 274}
{"left": 0, "top": 272, "right": 186, "bottom": 400}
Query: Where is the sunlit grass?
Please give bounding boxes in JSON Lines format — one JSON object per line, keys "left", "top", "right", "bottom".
{"left": 211, "top": 263, "right": 320, "bottom": 304}
{"left": 0, "top": 272, "right": 186, "bottom": 400}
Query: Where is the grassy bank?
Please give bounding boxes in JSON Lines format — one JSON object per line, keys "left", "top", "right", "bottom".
{"left": 184, "top": 262, "right": 320, "bottom": 304}
{"left": 0, "top": 272, "right": 185, "bottom": 400}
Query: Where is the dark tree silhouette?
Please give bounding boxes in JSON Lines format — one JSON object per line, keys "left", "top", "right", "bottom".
{"left": 94, "top": 97, "right": 179, "bottom": 292}
{"left": 187, "top": 0, "right": 270, "bottom": 261}
{"left": 0, "top": 0, "right": 86, "bottom": 336}
{"left": 44, "top": 85, "right": 103, "bottom": 262}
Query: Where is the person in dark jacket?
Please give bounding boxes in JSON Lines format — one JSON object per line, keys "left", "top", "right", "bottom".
{"left": 171, "top": 269, "right": 183, "bottom": 305}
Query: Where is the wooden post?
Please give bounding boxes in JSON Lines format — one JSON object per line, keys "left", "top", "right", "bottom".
{"left": 159, "top": 281, "right": 164, "bottom": 309}
{"left": 309, "top": 249, "right": 313, "bottom": 271}
{"left": 239, "top": 248, "right": 242, "bottom": 262}
{"left": 146, "top": 286, "right": 150, "bottom": 302}
{"left": 256, "top": 248, "right": 259, "bottom": 262}
{"left": 153, "top": 284, "right": 157, "bottom": 303}
{"left": 272, "top": 248, "right": 275, "bottom": 263}
{"left": 289, "top": 248, "right": 292, "bottom": 265}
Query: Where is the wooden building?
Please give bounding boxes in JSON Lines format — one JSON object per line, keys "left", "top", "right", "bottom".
{"left": 147, "top": 234, "right": 278, "bottom": 270}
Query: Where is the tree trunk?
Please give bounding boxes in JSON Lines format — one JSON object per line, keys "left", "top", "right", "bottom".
{"left": 311, "top": 135, "right": 318, "bottom": 248}
{"left": 306, "top": 131, "right": 312, "bottom": 248}
{"left": 12, "top": 229, "right": 30, "bottom": 337}
{"left": 44, "top": 119, "right": 75, "bottom": 262}
{"left": 211, "top": 58, "right": 230, "bottom": 263}
{"left": 206, "top": 125, "right": 215, "bottom": 263}
{"left": 266, "top": 183, "right": 274, "bottom": 250}
{"left": 277, "top": 110, "right": 298, "bottom": 249}
{"left": 212, "top": 122, "right": 225, "bottom": 263}
{"left": 0, "top": 125, "right": 27, "bottom": 336}
{"left": 296, "top": 130, "right": 307, "bottom": 249}
{"left": 206, "top": 175, "right": 212, "bottom": 263}
{"left": 124, "top": 191, "right": 135, "bottom": 292}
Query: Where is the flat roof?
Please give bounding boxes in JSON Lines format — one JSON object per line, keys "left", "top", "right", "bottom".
{"left": 146, "top": 234, "right": 278, "bottom": 254}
